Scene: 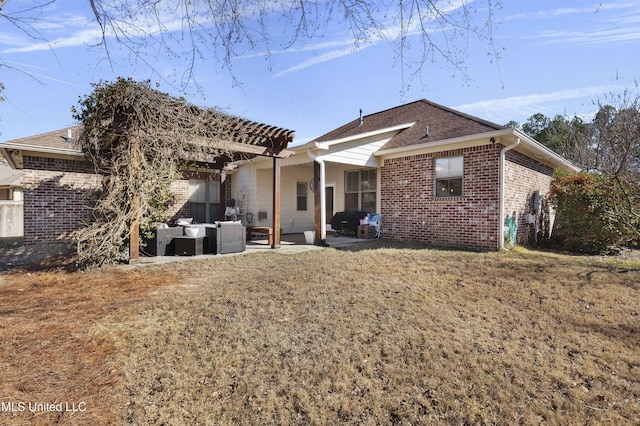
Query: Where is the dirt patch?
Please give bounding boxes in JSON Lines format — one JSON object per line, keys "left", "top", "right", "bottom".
{"left": 0, "top": 267, "right": 176, "bottom": 425}
{"left": 0, "top": 243, "right": 77, "bottom": 273}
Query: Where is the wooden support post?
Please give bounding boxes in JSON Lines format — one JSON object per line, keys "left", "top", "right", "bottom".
{"left": 313, "top": 161, "right": 321, "bottom": 245}
{"left": 219, "top": 171, "right": 228, "bottom": 222}
{"left": 272, "top": 156, "right": 281, "bottom": 248}
{"left": 129, "top": 138, "right": 140, "bottom": 263}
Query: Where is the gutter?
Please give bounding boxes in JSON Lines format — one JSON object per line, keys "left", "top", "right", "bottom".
{"left": 499, "top": 138, "right": 520, "bottom": 250}
{"left": 306, "top": 148, "right": 327, "bottom": 245}
{"left": 0, "top": 142, "right": 83, "bottom": 157}
{"left": 511, "top": 129, "right": 580, "bottom": 173}
{"left": 376, "top": 128, "right": 579, "bottom": 173}
{"left": 0, "top": 142, "right": 84, "bottom": 170}
{"left": 376, "top": 129, "right": 511, "bottom": 157}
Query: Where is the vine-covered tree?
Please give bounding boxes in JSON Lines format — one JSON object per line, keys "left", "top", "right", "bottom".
{"left": 72, "top": 77, "right": 267, "bottom": 266}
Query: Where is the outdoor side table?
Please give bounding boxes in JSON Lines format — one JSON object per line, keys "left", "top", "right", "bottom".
{"left": 174, "top": 236, "right": 205, "bottom": 256}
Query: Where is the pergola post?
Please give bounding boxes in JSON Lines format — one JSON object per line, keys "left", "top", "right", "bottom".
{"left": 313, "top": 161, "right": 321, "bottom": 245}
{"left": 129, "top": 137, "right": 140, "bottom": 263}
{"left": 219, "top": 171, "right": 228, "bottom": 221}
{"left": 272, "top": 156, "right": 281, "bottom": 248}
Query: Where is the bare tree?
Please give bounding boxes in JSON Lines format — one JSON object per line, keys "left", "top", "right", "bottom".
{"left": 2, "top": 1, "right": 501, "bottom": 91}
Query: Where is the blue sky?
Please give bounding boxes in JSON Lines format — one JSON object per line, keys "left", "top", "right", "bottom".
{"left": 1, "top": 0, "right": 639, "bottom": 146}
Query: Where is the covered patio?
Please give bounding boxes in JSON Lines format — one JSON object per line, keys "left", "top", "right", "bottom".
{"left": 127, "top": 231, "right": 371, "bottom": 266}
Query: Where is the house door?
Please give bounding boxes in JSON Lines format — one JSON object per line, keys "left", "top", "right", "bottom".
{"left": 325, "top": 186, "right": 334, "bottom": 226}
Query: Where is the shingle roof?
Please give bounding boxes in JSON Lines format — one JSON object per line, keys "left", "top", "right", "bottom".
{"left": 1, "top": 126, "right": 83, "bottom": 151}
{"left": 313, "top": 99, "right": 505, "bottom": 150}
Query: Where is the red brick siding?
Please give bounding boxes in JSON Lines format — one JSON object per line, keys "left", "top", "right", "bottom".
{"left": 168, "top": 171, "right": 224, "bottom": 221}
{"left": 381, "top": 145, "right": 502, "bottom": 250}
{"left": 503, "top": 150, "right": 555, "bottom": 244}
{"left": 22, "top": 156, "right": 102, "bottom": 245}
{"left": 22, "top": 157, "right": 224, "bottom": 244}
{"left": 169, "top": 180, "right": 190, "bottom": 219}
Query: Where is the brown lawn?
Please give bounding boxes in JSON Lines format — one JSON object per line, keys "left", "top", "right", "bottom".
{"left": 0, "top": 242, "right": 639, "bottom": 425}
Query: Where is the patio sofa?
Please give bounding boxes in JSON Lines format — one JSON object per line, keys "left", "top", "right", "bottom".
{"left": 142, "top": 221, "right": 246, "bottom": 256}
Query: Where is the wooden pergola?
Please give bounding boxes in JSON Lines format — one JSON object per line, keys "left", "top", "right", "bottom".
{"left": 126, "top": 119, "right": 295, "bottom": 262}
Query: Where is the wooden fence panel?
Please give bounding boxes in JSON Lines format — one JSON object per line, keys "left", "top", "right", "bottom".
{"left": 0, "top": 201, "right": 23, "bottom": 238}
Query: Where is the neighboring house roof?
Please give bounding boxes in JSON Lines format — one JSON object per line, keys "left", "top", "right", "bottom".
{"left": 5, "top": 126, "right": 83, "bottom": 152}
{"left": 0, "top": 118, "right": 295, "bottom": 170}
{"left": 314, "top": 99, "right": 505, "bottom": 151}
{"left": 0, "top": 164, "right": 22, "bottom": 188}
{"left": 0, "top": 127, "right": 84, "bottom": 169}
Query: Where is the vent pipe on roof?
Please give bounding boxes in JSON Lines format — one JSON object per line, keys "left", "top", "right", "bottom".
{"left": 66, "top": 129, "right": 72, "bottom": 142}
{"left": 358, "top": 109, "right": 363, "bottom": 126}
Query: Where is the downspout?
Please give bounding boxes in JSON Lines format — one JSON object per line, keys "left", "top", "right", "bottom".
{"left": 307, "top": 148, "right": 327, "bottom": 244}
{"left": 499, "top": 138, "right": 520, "bottom": 250}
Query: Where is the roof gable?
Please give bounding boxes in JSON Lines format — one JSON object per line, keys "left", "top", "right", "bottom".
{"left": 313, "top": 99, "right": 505, "bottom": 151}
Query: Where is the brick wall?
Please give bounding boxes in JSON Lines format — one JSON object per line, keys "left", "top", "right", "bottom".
{"left": 22, "top": 157, "right": 224, "bottom": 245}
{"left": 22, "top": 156, "right": 102, "bottom": 245}
{"left": 168, "top": 180, "right": 190, "bottom": 219}
{"left": 381, "top": 144, "right": 502, "bottom": 250}
{"left": 503, "top": 150, "right": 555, "bottom": 245}
{"left": 168, "top": 170, "right": 225, "bottom": 221}
{"left": 380, "top": 144, "right": 558, "bottom": 250}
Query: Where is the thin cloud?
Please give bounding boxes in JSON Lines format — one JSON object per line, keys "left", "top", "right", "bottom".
{"left": 3, "top": 59, "right": 50, "bottom": 71}
{"left": 504, "top": 2, "right": 640, "bottom": 45}
{"left": 0, "top": 5, "right": 186, "bottom": 54}
{"left": 455, "top": 85, "right": 625, "bottom": 122}
{"left": 1, "top": 28, "right": 103, "bottom": 53}
{"left": 238, "top": 37, "right": 358, "bottom": 59}
{"left": 272, "top": 0, "right": 468, "bottom": 76}
{"left": 274, "top": 45, "right": 371, "bottom": 76}
{"left": 504, "top": 2, "right": 640, "bottom": 21}
{"left": 24, "top": 71, "right": 84, "bottom": 88}
{"left": 539, "top": 28, "right": 640, "bottom": 44}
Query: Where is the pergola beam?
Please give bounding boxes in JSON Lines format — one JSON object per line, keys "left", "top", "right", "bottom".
{"left": 191, "top": 137, "right": 295, "bottom": 159}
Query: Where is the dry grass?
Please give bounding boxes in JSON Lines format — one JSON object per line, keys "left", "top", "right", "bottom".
{"left": 0, "top": 268, "right": 174, "bottom": 425}
{"left": 1, "top": 243, "right": 639, "bottom": 424}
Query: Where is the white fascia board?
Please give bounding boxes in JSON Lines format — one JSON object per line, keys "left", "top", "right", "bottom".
{"left": 376, "top": 129, "right": 510, "bottom": 158}
{"left": 511, "top": 129, "right": 581, "bottom": 173}
{"left": 377, "top": 128, "right": 580, "bottom": 173}
{"left": 0, "top": 142, "right": 84, "bottom": 170}
{"left": 313, "top": 122, "right": 416, "bottom": 150}
{"left": 0, "top": 142, "right": 84, "bottom": 157}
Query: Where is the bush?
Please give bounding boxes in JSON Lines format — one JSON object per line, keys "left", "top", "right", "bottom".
{"left": 549, "top": 172, "right": 637, "bottom": 254}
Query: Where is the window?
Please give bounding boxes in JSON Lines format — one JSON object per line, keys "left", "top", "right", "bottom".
{"left": 435, "top": 156, "right": 463, "bottom": 197}
{"left": 296, "top": 181, "right": 307, "bottom": 211}
{"left": 345, "top": 169, "right": 377, "bottom": 211}
{"left": 188, "top": 179, "right": 220, "bottom": 223}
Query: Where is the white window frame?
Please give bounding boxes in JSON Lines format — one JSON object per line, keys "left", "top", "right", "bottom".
{"left": 345, "top": 168, "right": 377, "bottom": 211}
{"left": 434, "top": 156, "right": 463, "bottom": 198}
{"left": 296, "top": 181, "right": 307, "bottom": 211}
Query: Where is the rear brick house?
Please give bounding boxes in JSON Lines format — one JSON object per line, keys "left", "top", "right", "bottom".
{"left": 2, "top": 99, "right": 578, "bottom": 251}
{"left": 228, "top": 99, "right": 579, "bottom": 250}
